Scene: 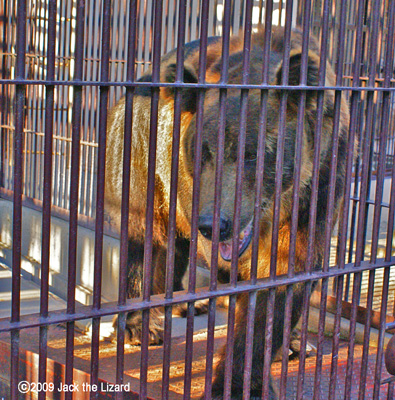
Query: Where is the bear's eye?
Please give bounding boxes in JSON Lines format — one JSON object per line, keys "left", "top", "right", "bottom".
{"left": 244, "top": 151, "right": 257, "bottom": 162}
{"left": 201, "top": 142, "right": 212, "bottom": 166}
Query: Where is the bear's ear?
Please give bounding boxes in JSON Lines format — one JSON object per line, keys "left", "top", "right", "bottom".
{"left": 161, "top": 63, "right": 199, "bottom": 114}
{"left": 275, "top": 49, "right": 321, "bottom": 105}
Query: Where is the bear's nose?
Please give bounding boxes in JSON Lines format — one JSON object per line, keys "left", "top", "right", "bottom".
{"left": 198, "top": 215, "right": 231, "bottom": 241}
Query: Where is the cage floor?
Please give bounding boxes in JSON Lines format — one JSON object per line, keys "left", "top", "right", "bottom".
{"left": 0, "top": 317, "right": 392, "bottom": 399}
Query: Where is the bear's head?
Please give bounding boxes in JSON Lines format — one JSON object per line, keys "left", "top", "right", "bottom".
{"left": 161, "top": 30, "right": 339, "bottom": 268}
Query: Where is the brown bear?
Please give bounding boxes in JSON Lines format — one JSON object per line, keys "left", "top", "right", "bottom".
{"left": 105, "top": 26, "right": 350, "bottom": 399}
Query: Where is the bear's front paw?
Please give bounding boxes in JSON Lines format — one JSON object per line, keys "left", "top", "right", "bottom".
{"left": 125, "top": 314, "right": 163, "bottom": 345}
{"left": 113, "top": 310, "right": 164, "bottom": 345}
{"left": 173, "top": 299, "right": 210, "bottom": 317}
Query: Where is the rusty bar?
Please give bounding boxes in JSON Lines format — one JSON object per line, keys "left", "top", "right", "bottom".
{"left": 0, "top": 0, "right": 6, "bottom": 187}
{"left": 345, "top": 0, "right": 382, "bottom": 396}
{"left": 274, "top": 1, "right": 296, "bottom": 399}
{"left": 262, "top": 289, "right": 276, "bottom": 399}
{"left": 281, "top": 0, "right": 312, "bottom": 395}
{"left": 244, "top": 0, "right": 274, "bottom": 396}
{"left": 93, "top": 0, "right": 112, "bottom": 311}
{"left": 328, "top": 274, "right": 345, "bottom": 399}
{"left": 0, "top": 186, "right": 120, "bottom": 239}
{"left": 115, "top": 0, "right": 138, "bottom": 392}
{"left": 223, "top": 294, "right": 237, "bottom": 400}
{"left": 294, "top": 0, "right": 314, "bottom": 396}
{"left": 163, "top": 0, "right": 187, "bottom": 301}
{"left": 249, "top": 0, "right": 273, "bottom": 284}
{"left": 313, "top": 0, "right": 346, "bottom": 395}
{"left": 388, "top": 381, "right": 395, "bottom": 399}
{"left": 359, "top": 7, "right": 388, "bottom": 383}
{"left": 183, "top": 1, "right": 210, "bottom": 397}
{"left": 229, "top": 0, "right": 254, "bottom": 287}
{"left": 264, "top": 0, "right": 292, "bottom": 395}
{"left": 140, "top": 1, "right": 164, "bottom": 398}
{"left": 38, "top": 0, "right": 57, "bottom": 397}
{"left": 296, "top": 281, "right": 313, "bottom": 400}
{"left": 4, "top": 75, "right": 395, "bottom": 91}
{"left": 373, "top": 0, "right": 395, "bottom": 396}
{"left": 269, "top": 0, "right": 293, "bottom": 278}
{"left": 1, "top": 257, "right": 395, "bottom": 333}
{"left": 204, "top": 1, "right": 233, "bottom": 396}
{"left": 11, "top": 0, "right": 26, "bottom": 327}
{"left": 360, "top": 270, "right": 380, "bottom": 399}
{"left": 162, "top": 0, "right": 187, "bottom": 397}
{"left": 327, "top": 0, "right": 349, "bottom": 395}
{"left": 259, "top": 2, "right": 275, "bottom": 399}
{"left": 10, "top": 0, "right": 27, "bottom": 397}
{"left": 90, "top": 0, "right": 112, "bottom": 395}
{"left": 335, "top": 0, "right": 365, "bottom": 387}
{"left": 115, "top": 313, "right": 126, "bottom": 400}
{"left": 354, "top": 0, "right": 381, "bottom": 268}
{"left": 118, "top": 0, "right": 138, "bottom": 309}
{"left": 65, "top": 0, "right": 86, "bottom": 398}
{"left": 223, "top": 0, "right": 254, "bottom": 398}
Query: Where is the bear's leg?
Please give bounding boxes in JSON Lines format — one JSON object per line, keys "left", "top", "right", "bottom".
{"left": 209, "top": 286, "right": 304, "bottom": 400}
{"left": 122, "top": 239, "right": 167, "bottom": 345}
{"left": 173, "top": 234, "right": 210, "bottom": 317}
{"left": 172, "top": 234, "right": 190, "bottom": 291}
{"left": 120, "top": 234, "right": 192, "bottom": 345}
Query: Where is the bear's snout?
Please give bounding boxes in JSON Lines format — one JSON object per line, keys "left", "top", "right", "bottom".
{"left": 198, "top": 214, "right": 232, "bottom": 242}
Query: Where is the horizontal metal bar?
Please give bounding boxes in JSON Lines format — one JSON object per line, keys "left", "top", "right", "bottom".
{"left": 310, "top": 294, "right": 395, "bottom": 332}
{"left": 1, "top": 78, "right": 395, "bottom": 92}
{"left": 381, "top": 376, "right": 395, "bottom": 385}
{"left": 349, "top": 196, "right": 391, "bottom": 208}
{"left": 0, "top": 256, "right": 394, "bottom": 333}
{"left": 0, "top": 188, "right": 119, "bottom": 239}
{"left": 2, "top": 52, "right": 149, "bottom": 64}
{"left": 0, "top": 126, "right": 98, "bottom": 147}
{"left": 385, "top": 321, "right": 395, "bottom": 331}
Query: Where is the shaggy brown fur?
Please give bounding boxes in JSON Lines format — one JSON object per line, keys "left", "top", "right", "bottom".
{"left": 105, "top": 26, "right": 350, "bottom": 399}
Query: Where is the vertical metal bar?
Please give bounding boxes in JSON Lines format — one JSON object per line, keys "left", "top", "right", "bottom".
{"left": 0, "top": 0, "right": 7, "bottom": 188}
{"left": 373, "top": 0, "right": 395, "bottom": 397}
{"left": 327, "top": 0, "right": 349, "bottom": 394}
{"left": 243, "top": 9, "right": 271, "bottom": 398}
{"left": 313, "top": 0, "right": 349, "bottom": 396}
{"left": 293, "top": 0, "right": 316, "bottom": 397}
{"left": 335, "top": 0, "right": 365, "bottom": 321}
{"left": 280, "top": 0, "right": 313, "bottom": 395}
{"left": 38, "top": 0, "right": 57, "bottom": 397}
{"left": 140, "top": 1, "right": 164, "bottom": 398}
{"left": 359, "top": 4, "right": 388, "bottom": 389}
{"left": 183, "top": 1, "right": 210, "bottom": 397}
{"left": 388, "top": 381, "right": 395, "bottom": 399}
{"left": 250, "top": 0, "right": 274, "bottom": 287}
{"left": 263, "top": 1, "right": 294, "bottom": 398}
{"left": 115, "top": 1, "right": 138, "bottom": 396}
{"left": 11, "top": 0, "right": 27, "bottom": 397}
{"left": 345, "top": 0, "right": 382, "bottom": 396}
{"left": 258, "top": 3, "right": 275, "bottom": 399}
{"left": 161, "top": 0, "right": 187, "bottom": 397}
{"left": 90, "top": 0, "right": 112, "bottom": 395}
{"left": 204, "top": 1, "right": 232, "bottom": 397}
{"left": 275, "top": 0, "right": 304, "bottom": 395}
{"left": 223, "top": 0, "right": 254, "bottom": 395}
{"left": 65, "top": 1, "right": 85, "bottom": 398}
{"left": 221, "top": 0, "right": 253, "bottom": 396}
{"left": 268, "top": 1, "right": 293, "bottom": 280}
{"left": 229, "top": 0, "right": 253, "bottom": 287}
